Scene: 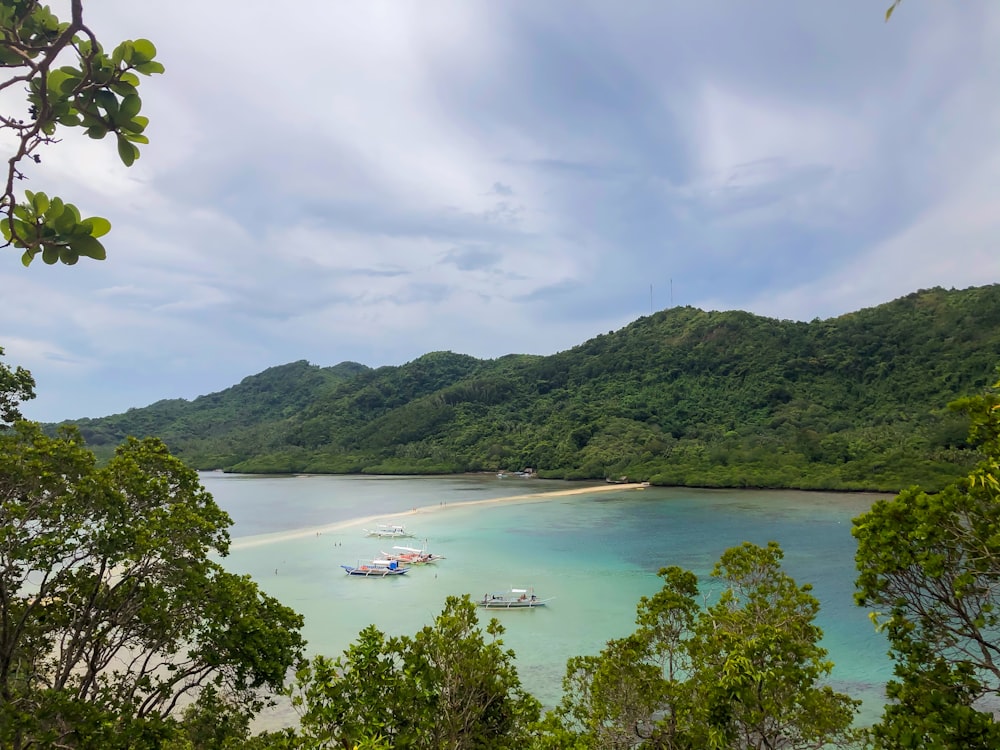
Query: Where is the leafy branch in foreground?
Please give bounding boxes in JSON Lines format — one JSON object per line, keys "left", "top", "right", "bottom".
{"left": 0, "top": 425, "right": 305, "bottom": 748}
{"left": 854, "top": 376, "right": 1000, "bottom": 748}
{"left": 290, "top": 595, "right": 541, "bottom": 749}
{"left": 0, "top": 0, "right": 163, "bottom": 266}
{"left": 0, "top": 345, "right": 35, "bottom": 425}
{"left": 546, "top": 542, "right": 862, "bottom": 749}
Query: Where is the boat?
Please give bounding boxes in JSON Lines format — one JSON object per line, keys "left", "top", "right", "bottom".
{"left": 341, "top": 558, "right": 409, "bottom": 577}
{"left": 381, "top": 545, "right": 445, "bottom": 565}
{"left": 363, "top": 523, "right": 414, "bottom": 538}
{"left": 478, "top": 587, "right": 550, "bottom": 609}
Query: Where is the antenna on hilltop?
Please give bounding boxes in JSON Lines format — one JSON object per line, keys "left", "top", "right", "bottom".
{"left": 670, "top": 278, "right": 673, "bottom": 307}
{"left": 650, "top": 284, "right": 653, "bottom": 314}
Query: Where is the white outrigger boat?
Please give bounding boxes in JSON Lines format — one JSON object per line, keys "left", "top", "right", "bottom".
{"left": 341, "top": 558, "right": 409, "bottom": 577}
{"left": 381, "top": 545, "right": 445, "bottom": 565}
{"left": 363, "top": 523, "right": 414, "bottom": 539}
{"left": 478, "top": 587, "right": 551, "bottom": 609}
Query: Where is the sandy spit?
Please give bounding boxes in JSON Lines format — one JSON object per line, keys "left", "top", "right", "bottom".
{"left": 230, "top": 482, "right": 646, "bottom": 551}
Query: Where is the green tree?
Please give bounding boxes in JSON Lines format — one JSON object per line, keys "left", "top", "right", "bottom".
{"left": 547, "top": 543, "right": 861, "bottom": 749}
{"left": 548, "top": 566, "right": 698, "bottom": 749}
{"left": 854, "top": 376, "right": 1000, "bottom": 749}
{"left": 0, "top": 423, "right": 305, "bottom": 748}
{"left": 292, "top": 594, "right": 541, "bottom": 749}
{"left": 1, "top": 0, "right": 162, "bottom": 266}
{"left": 65, "top": 285, "right": 1000, "bottom": 492}
{"left": 0, "top": 345, "right": 35, "bottom": 425}
{"left": 684, "top": 542, "right": 861, "bottom": 750}
{"left": 556, "top": 635, "right": 671, "bottom": 749}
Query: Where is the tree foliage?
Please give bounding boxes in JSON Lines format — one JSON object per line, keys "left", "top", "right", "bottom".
{"left": 0, "top": 0, "right": 162, "bottom": 266}
{"left": 854, "top": 375, "right": 1000, "bottom": 748}
{"left": 0, "top": 423, "right": 305, "bottom": 748}
{"left": 547, "top": 543, "right": 861, "bottom": 749}
{"left": 0, "top": 345, "right": 35, "bottom": 426}
{"left": 290, "top": 594, "right": 541, "bottom": 749}
{"left": 65, "top": 286, "right": 1000, "bottom": 493}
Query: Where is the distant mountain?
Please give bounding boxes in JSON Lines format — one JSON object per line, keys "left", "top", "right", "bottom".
{"left": 65, "top": 285, "right": 1000, "bottom": 492}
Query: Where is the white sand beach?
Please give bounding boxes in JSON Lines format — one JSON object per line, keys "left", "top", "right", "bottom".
{"left": 230, "top": 481, "right": 646, "bottom": 550}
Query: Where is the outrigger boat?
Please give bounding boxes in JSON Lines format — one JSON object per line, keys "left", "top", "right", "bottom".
{"left": 478, "top": 587, "right": 551, "bottom": 609}
{"left": 381, "top": 545, "right": 445, "bottom": 565}
{"left": 363, "top": 523, "right": 414, "bottom": 539}
{"left": 341, "top": 558, "right": 409, "bottom": 577}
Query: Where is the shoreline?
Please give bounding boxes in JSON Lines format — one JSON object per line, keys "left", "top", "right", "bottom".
{"left": 229, "top": 481, "right": 646, "bottom": 551}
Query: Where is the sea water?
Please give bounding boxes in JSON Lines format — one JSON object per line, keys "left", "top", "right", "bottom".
{"left": 201, "top": 473, "right": 893, "bottom": 725}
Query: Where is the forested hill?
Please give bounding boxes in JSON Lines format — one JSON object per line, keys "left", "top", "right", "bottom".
{"left": 66, "top": 285, "right": 1000, "bottom": 492}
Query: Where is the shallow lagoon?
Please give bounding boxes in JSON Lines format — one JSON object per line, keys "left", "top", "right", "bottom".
{"left": 201, "top": 472, "right": 893, "bottom": 724}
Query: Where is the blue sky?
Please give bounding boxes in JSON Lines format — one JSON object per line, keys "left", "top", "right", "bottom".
{"left": 3, "top": 1, "right": 1000, "bottom": 423}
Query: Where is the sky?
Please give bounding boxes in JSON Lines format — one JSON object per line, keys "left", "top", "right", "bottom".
{"left": 2, "top": 1, "right": 1000, "bottom": 423}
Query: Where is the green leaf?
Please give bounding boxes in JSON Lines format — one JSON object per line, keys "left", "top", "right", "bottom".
{"left": 47, "top": 196, "right": 65, "bottom": 219}
{"left": 46, "top": 68, "right": 72, "bottom": 94}
{"left": 92, "top": 63, "right": 114, "bottom": 86}
{"left": 120, "top": 117, "right": 148, "bottom": 135}
{"left": 131, "top": 38, "right": 158, "bottom": 64}
{"left": 12, "top": 220, "right": 36, "bottom": 241}
{"left": 112, "top": 40, "right": 130, "bottom": 66}
{"left": 52, "top": 204, "right": 79, "bottom": 235}
{"left": 117, "top": 135, "right": 139, "bottom": 166}
{"left": 95, "top": 89, "right": 119, "bottom": 119}
{"left": 88, "top": 216, "right": 112, "bottom": 238}
{"left": 0, "top": 48, "right": 22, "bottom": 66}
{"left": 110, "top": 81, "right": 139, "bottom": 100}
{"left": 30, "top": 191, "right": 49, "bottom": 214}
{"left": 119, "top": 94, "right": 142, "bottom": 121}
{"left": 55, "top": 67, "right": 82, "bottom": 95}
{"left": 42, "top": 244, "right": 60, "bottom": 264}
{"left": 135, "top": 61, "right": 166, "bottom": 76}
{"left": 69, "top": 234, "right": 107, "bottom": 260}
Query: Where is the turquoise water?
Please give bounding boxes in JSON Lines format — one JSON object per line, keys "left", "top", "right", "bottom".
{"left": 201, "top": 473, "right": 892, "bottom": 724}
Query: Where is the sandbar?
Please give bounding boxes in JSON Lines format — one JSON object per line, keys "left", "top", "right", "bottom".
{"left": 230, "top": 481, "right": 646, "bottom": 550}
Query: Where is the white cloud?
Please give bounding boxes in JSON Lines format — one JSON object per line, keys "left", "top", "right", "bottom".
{"left": 693, "top": 84, "right": 871, "bottom": 181}
{"left": 742, "top": 148, "right": 1000, "bottom": 322}
{"left": 1, "top": 336, "right": 97, "bottom": 374}
{"left": 3, "top": 0, "right": 1000, "bottom": 421}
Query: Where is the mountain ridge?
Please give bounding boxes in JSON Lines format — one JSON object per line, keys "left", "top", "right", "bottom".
{"left": 63, "top": 284, "right": 1000, "bottom": 492}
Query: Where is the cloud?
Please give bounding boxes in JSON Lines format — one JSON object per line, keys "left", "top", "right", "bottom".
{"left": 441, "top": 246, "right": 503, "bottom": 272}
{"left": 2, "top": 0, "right": 999, "bottom": 422}
{"left": 743, "top": 149, "right": 1000, "bottom": 322}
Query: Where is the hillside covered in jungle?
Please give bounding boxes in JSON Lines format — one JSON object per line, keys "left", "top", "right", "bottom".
{"left": 64, "top": 284, "right": 1000, "bottom": 492}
